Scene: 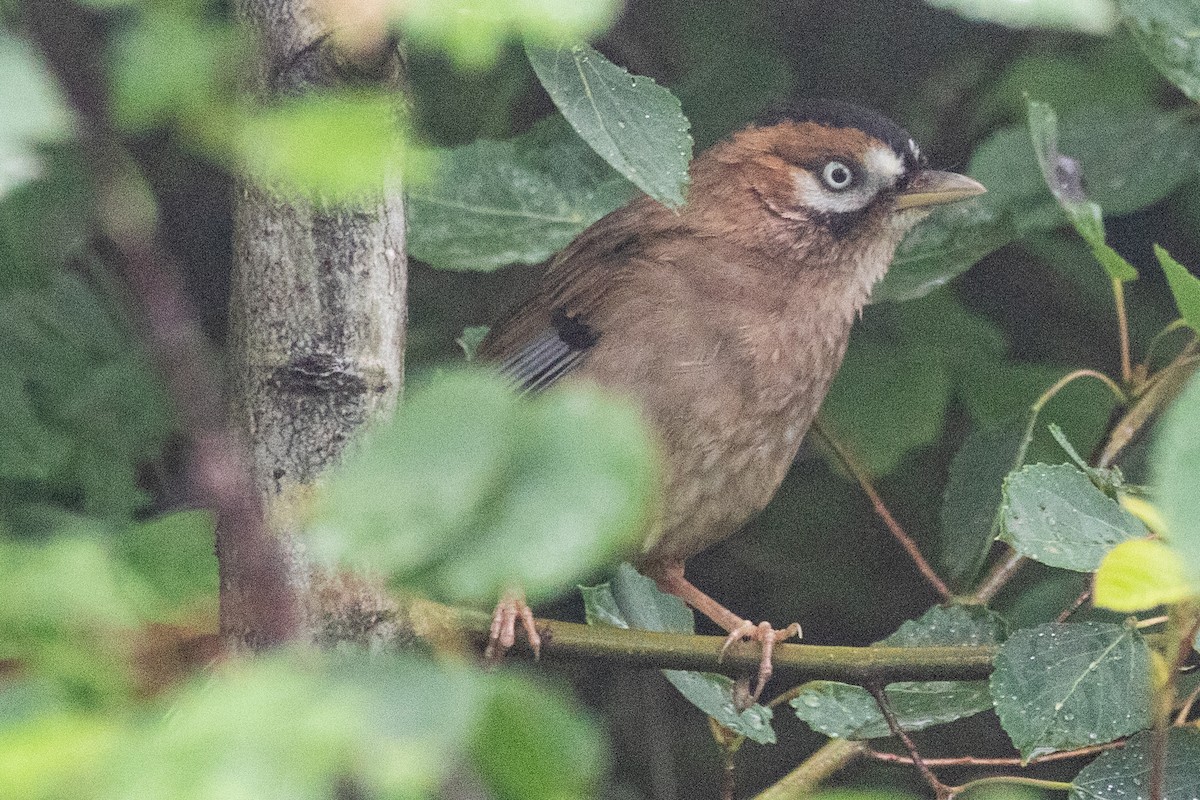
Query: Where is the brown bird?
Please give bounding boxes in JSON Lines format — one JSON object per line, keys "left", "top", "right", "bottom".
{"left": 479, "top": 100, "right": 985, "bottom": 699}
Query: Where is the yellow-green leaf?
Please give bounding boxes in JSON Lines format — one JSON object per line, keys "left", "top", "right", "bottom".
{"left": 1154, "top": 245, "right": 1200, "bottom": 334}
{"left": 1094, "top": 539, "right": 1194, "bottom": 612}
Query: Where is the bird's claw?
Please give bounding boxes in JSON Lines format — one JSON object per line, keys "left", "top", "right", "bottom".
{"left": 719, "top": 619, "right": 802, "bottom": 704}
{"left": 485, "top": 593, "right": 541, "bottom": 662}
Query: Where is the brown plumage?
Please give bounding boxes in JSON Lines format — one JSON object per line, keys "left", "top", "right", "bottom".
{"left": 480, "top": 101, "right": 985, "bottom": 698}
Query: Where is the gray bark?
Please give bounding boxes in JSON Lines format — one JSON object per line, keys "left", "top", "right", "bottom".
{"left": 228, "top": 0, "right": 407, "bottom": 647}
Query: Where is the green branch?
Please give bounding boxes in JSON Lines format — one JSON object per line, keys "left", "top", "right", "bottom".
{"left": 405, "top": 598, "right": 997, "bottom": 684}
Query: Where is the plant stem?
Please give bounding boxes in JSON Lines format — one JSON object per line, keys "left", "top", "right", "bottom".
{"left": 752, "top": 740, "right": 868, "bottom": 800}
{"left": 1112, "top": 277, "right": 1133, "bottom": 387}
{"left": 867, "top": 683, "right": 948, "bottom": 799}
{"left": 866, "top": 739, "right": 1125, "bottom": 767}
{"left": 813, "top": 421, "right": 952, "bottom": 601}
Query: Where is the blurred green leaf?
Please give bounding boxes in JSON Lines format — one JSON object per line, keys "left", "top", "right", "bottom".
{"left": 824, "top": 291, "right": 1004, "bottom": 475}
{"left": 1027, "top": 99, "right": 1136, "bottom": 281}
{"left": 585, "top": 565, "right": 777, "bottom": 744}
{"left": 1155, "top": 244, "right": 1200, "bottom": 333}
{"left": 238, "top": 92, "right": 409, "bottom": 201}
{"left": 1119, "top": 0, "right": 1200, "bottom": 102}
{"left": 113, "top": 511, "right": 217, "bottom": 615}
{"left": 0, "top": 272, "right": 173, "bottom": 523}
{"left": 408, "top": 116, "right": 633, "bottom": 270}
{"left": 108, "top": 653, "right": 481, "bottom": 800}
{"left": 456, "top": 325, "right": 491, "bottom": 359}
{"left": 1000, "top": 463, "right": 1146, "bottom": 571}
{"left": 0, "top": 531, "right": 154, "bottom": 705}
{"left": 109, "top": 8, "right": 246, "bottom": 143}
{"left": 526, "top": 42, "right": 693, "bottom": 208}
{"left": 1070, "top": 728, "right": 1200, "bottom": 800}
{"left": 926, "top": 0, "right": 1117, "bottom": 34}
{"left": 939, "top": 416, "right": 1027, "bottom": 589}
{"left": 0, "top": 31, "right": 74, "bottom": 199}
{"left": 470, "top": 676, "right": 607, "bottom": 800}
{"left": 991, "top": 622, "right": 1152, "bottom": 760}
{"left": 309, "top": 369, "right": 658, "bottom": 604}
{"left": 394, "top": 0, "right": 619, "bottom": 69}
{"left": 0, "top": 710, "right": 120, "bottom": 800}
{"left": 793, "top": 606, "right": 1005, "bottom": 739}
{"left": 1155, "top": 372, "right": 1200, "bottom": 587}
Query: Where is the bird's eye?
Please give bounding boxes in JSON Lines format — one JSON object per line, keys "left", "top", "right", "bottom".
{"left": 821, "top": 161, "right": 854, "bottom": 190}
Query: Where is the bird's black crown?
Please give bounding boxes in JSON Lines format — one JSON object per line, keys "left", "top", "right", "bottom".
{"left": 757, "top": 99, "right": 923, "bottom": 174}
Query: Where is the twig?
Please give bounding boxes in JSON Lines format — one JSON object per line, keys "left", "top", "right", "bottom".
{"left": 866, "top": 739, "right": 1126, "bottom": 767}
{"left": 973, "top": 551, "right": 1026, "bottom": 604}
{"left": 751, "top": 740, "right": 868, "bottom": 800}
{"left": 1056, "top": 588, "right": 1092, "bottom": 623}
{"left": 812, "top": 421, "right": 952, "bottom": 601}
{"left": 866, "top": 683, "right": 948, "bottom": 799}
{"left": 1112, "top": 277, "right": 1133, "bottom": 387}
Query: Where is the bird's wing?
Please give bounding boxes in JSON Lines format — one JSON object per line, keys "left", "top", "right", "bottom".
{"left": 478, "top": 199, "right": 678, "bottom": 393}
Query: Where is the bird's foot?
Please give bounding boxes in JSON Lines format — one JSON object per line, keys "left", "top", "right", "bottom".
{"left": 485, "top": 591, "right": 541, "bottom": 662}
{"left": 719, "top": 620, "right": 802, "bottom": 705}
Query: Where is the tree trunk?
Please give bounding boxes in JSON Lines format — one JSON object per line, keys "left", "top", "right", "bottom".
{"left": 227, "top": 0, "right": 407, "bottom": 648}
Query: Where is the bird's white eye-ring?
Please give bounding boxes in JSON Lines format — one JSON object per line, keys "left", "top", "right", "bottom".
{"left": 821, "top": 161, "right": 854, "bottom": 190}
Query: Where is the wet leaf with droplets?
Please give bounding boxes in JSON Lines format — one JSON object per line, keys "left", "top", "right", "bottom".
{"left": 526, "top": 42, "right": 692, "bottom": 208}
{"left": 1000, "top": 463, "right": 1147, "bottom": 572}
{"left": 991, "top": 622, "right": 1152, "bottom": 761}
{"left": 1070, "top": 728, "right": 1200, "bottom": 800}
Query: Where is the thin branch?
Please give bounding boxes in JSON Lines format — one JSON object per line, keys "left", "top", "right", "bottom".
{"left": 866, "top": 739, "right": 1126, "bottom": 767}
{"left": 867, "top": 683, "right": 948, "bottom": 799}
{"left": 1112, "top": 277, "right": 1133, "bottom": 387}
{"left": 406, "top": 598, "right": 997, "bottom": 683}
{"left": 1056, "top": 588, "right": 1092, "bottom": 623}
{"left": 751, "top": 740, "right": 868, "bottom": 800}
{"left": 973, "top": 550, "right": 1026, "bottom": 605}
{"left": 812, "top": 421, "right": 952, "bottom": 601}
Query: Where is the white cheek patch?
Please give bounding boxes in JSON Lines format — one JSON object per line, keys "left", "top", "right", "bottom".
{"left": 791, "top": 170, "right": 873, "bottom": 214}
{"left": 790, "top": 145, "right": 908, "bottom": 215}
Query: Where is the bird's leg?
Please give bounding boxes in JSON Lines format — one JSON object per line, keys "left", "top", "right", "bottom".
{"left": 485, "top": 588, "right": 541, "bottom": 662}
{"left": 648, "top": 560, "right": 801, "bottom": 703}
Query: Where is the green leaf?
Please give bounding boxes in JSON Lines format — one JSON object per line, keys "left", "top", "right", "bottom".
{"left": 925, "top": 0, "right": 1117, "bottom": 34}
{"left": 407, "top": 116, "right": 633, "bottom": 271}
{"left": 792, "top": 605, "right": 1004, "bottom": 740}
{"left": 879, "top": 604, "right": 1009, "bottom": 648}
{"left": 872, "top": 200, "right": 1010, "bottom": 304}
{"left": 457, "top": 325, "right": 491, "bottom": 360}
{"left": 0, "top": 32, "right": 74, "bottom": 199}
{"left": 791, "top": 681, "right": 994, "bottom": 740}
{"left": 113, "top": 511, "right": 217, "bottom": 614}
{"left": 939, "top": 416, "right": 1028, "bottom": 588}
{"left": 395, "top": 0, "right": 619, "bottom": 69}
{"left": 1094, "top": 538, "right": 1194, "bottom": 612}
{"left": 1026, "top": 99, "right": 1136, "bottom": 281}
{"left": 1155, "top": 372, "right": 1200, "bottom": 587}
{"left": 583, "top": 565, "right": 777, "bottom": 744}
{"left": 1071, "top": 728, "right": 1200, "bottom": 800}
{"left": 470, "top": 676, "right": 606, "bottom": 800}
{"left": 1155, "top": 245, "right": 1200, "bottom": 334}
{"left": 526, "top": 42, "right": 693, "bottom": 208}
{"left": 1000, "top": 463, "right": 1147, "bottom": 571}
{"left": 1119, "top": 0, "right": 1200, "bottom": 102}
{"left": 238, "top": 92, "right": 409, "bottom": 201}
{"left": 309, "top": 369, "right": 658, "bottom": 605}
{"left": 991, "top": 622, "right": 1152, "bottom": 760}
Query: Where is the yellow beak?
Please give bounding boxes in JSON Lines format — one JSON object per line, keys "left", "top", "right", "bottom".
{"left": 894, "top": 170, "right": 987, "bottom": 211}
